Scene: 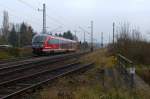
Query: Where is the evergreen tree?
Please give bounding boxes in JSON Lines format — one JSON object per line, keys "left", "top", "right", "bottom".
{"left": 20, "top": 23, "right": 27, "bottom": 46}
{"left": 55, "top": 33, "right": 58, "bottom": 36}
{"left": 8, "top": 25, "right": 17, "bottom": 47}
{"left": 63, "top": 30, "right": 74, "bottom": 40}
{"left": 58, "top": 33, "right": 63, "bottom": 37}
{"left": 20, "top": 23, "right": 33, "bottom": 47}
{"left": 26, "top": 26, "right": 33, "bottom": 45}
{"left": 0, "top": 35, "right": 7, "bottom": 45}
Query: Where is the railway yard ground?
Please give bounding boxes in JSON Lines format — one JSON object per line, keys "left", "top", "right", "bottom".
{"left": 18, "top": 49, "right": 150, "bottom": 99}
{"left": 0, "top": 49, "right": 149, "bottom": 99}
{"left": 0, "top": 48, "right": 33, "bottom": 61}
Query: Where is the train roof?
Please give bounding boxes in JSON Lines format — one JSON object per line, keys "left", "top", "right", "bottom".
{"left": 34, "top": 34, "right": 77, "bottom": 43}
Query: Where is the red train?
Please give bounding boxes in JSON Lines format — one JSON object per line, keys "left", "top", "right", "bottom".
{"left": 32, "top": 34, "right": 77, "bottom": 55}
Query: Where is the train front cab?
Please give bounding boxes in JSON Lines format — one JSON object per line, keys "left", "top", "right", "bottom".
{"left": 32, "top": 35, "right": 47, "bottom": 55}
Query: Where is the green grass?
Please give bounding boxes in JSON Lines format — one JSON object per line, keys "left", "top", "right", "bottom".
{"left": 0, "top": 51, "right": 14, "bottom": 59}
{"left": 0, "top": 48, "right": 33, "bottom": 60}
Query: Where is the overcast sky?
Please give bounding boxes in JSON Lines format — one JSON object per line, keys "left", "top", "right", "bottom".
{"left": 0, "top": 0, "right": 150, "bottom": 43}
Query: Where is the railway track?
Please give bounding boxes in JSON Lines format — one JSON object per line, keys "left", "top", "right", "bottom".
{"left": 0, "top": 62, "right": 93, "bottom": 99}
{"left": 0, "top": 56, "right": 35, "bottom": 64}
{"left": 0, "top": 53, "right": 71, "bottom": 66}
{"left": 0, "top": 58, "right": 77, "bottom": 83}
{"left": 0, "top": 51, "right": 91, "bottom": 99}
{"left": 0, "top": 52, "right": 87, "bottom": 81}
{"left": 0, "top": 52, "right": 86, "bottom": 68}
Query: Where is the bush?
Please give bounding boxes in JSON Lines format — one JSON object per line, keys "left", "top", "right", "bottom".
{"left": 109, "top": 23, "right": 150, "bottom": 65}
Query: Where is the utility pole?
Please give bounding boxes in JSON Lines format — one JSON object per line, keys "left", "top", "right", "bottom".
{"left": 74, "top": 30, "right": 77, "bottom": 41}
{"left": 113, "top": 22, "right": 115, "bottom": 44}
{"left": 84, "top": 32, "right": 85, "bottom": 43}
{"left": 91, "top": 21, "right": 93, "bottom": 52}
{"left": 101, "top": 32, "right": 103, "bottom": 48}
{"left": 38, "top": 3, "right": 46, "bottom": 34}
{"left": 18, "top": 32, "right": 20, "bottom": 48}
{"left": 108, "top": 32, "right": 110, "bottom": 44}
{"left": 43, "top": 3, "right": 46, "bottom": 34}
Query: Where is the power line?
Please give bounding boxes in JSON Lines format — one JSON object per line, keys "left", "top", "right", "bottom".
{"left": 79, "top": 26, "right": 90, "bottom": 35}
{"left": 0, "top": 3, "right": 40, "bottom": 25}
{"left": 46, "top": 7, "right": 76, "bottom": 29}
{"left": 19, "top": 0, "right": 74, "bottom": 31}
{"left": 0, "top": 1, "right": 67, "bottom": 35}
{"left": 16, "top": 0, "right": 68, "bottom": 30}
{"left": 35, "top": 0, "right": 42, "bottom": 7}
{"left": 17, "top": 0, "right": 70, "bottom": 28}
{"left": 46, "top": 14, "right": 65, "bottom": 27}
{"left": 17, "top": 0, "right": 38, "bottom": 11}
{"left": 79, "top": 26, "right": 91, "bottom": 42}
{"left": 5, "top": 0, "right": 73, "bottom": 33}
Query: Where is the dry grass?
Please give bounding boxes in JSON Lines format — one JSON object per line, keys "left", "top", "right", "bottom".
{"left": 136, "top": 67, "right": 150, "bottom": 85}
{"left": 24, "top": 49, "right": 149, "bottom": 99}
{"left": 80, "top": 49, "right": 116, "bottom": 69}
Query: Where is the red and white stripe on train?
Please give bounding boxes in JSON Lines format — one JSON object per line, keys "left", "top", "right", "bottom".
{"left": 32, "top": 34, "right": 77, "bottom": 54}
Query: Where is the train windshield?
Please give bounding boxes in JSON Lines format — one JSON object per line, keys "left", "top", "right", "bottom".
{"left": 32, "top": 35, "right": 47, "bottom": 43}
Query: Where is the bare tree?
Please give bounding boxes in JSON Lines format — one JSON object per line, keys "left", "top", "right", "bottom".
{"left": 112, "top": 22, "right": 150, "bottom": 64}
{"left": 2, "top": 11, "right": 9, "bottom": 42}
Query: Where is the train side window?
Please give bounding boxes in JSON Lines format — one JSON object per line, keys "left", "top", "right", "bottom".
{"left": 32, "top": 35, "right": 47, "bottom": 43}
{"left": 48, "top": 39, "right": 59, "bottom": 44}
{"left": 48, "top": 39, "right": 51, "bottom": 44}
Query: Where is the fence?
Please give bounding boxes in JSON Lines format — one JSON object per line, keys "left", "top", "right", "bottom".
{"left": 117, "top": 54, "right": 135, "bottom": 88}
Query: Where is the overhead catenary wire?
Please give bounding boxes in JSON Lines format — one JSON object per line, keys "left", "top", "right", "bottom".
{"left": 46, "top": 7, "right": 76, "bottom": 29}
{"left": 46, "top": 14, "right": 72, "bottom": 29}
{"left": 79, "top": 26, "right": 91, "bottom": 35}
{"left": 16, "top": 0, "right": 68, "bottom": 32}
{"left": 35, "top": 0, "right": 42, "bottom": 7}
{"left": 1, "top": 0, "right": 79, "bottom": 39}
{"left": 78, "top": 26, "right": 93, "bottom": 42}
{"left": 17, "top": 0, "right": 72, "bottom": 30}
{"left": 0, "top": 3, "right": 41, "bottom": 26}
{"left": 17, "top": 0, "right": 38, "bottom": 11}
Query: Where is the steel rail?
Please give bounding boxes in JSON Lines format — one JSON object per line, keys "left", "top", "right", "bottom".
{"left": 0, "top": 55, "right": 74, "bottom": 77}
{"left": 0, "top": 52, "right": 84, "bottom": 70}
{"left": 0, "top": 56, "right": 34, "bottom": 64}
{"left": 0, "top": 52, "right": 85, "bottom": 77}
{"left": 0, "top": 53, "right": 74, "bottom": 67}
{"left": 0, "top": 59, "right": 78, "bottom": 84}
{"left": 0, "top": 51, "right": 88, "bottom": 84}
{"left": 0, "top": 62, "right": 80, "bottom": 86}
{"left": 0, "top": 63, "right": 93, "bottom": 99}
